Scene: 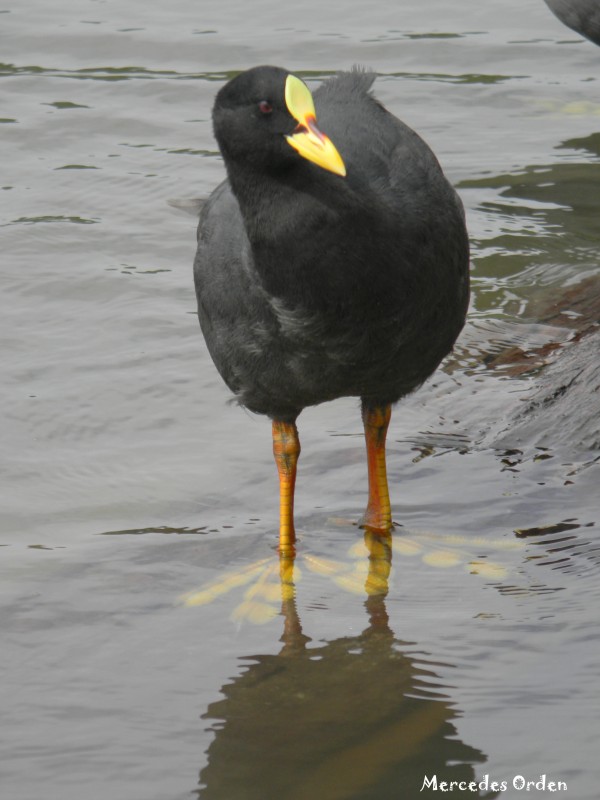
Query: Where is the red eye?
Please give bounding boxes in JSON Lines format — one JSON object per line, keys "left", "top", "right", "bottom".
{"left": 258, "top": 100, "right": 273, "bottom": 114}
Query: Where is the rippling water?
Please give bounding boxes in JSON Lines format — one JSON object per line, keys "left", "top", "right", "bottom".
{"left": 2, "top": 1, "right": 599, "bottom": 798}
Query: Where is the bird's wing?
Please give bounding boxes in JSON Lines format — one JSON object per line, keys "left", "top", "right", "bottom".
{"left": 168, "top": 197, "right": 206, "bottom": 217}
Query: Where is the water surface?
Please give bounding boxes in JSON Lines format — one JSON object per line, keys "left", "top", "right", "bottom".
{"left": 1, "top": 1, "right": 599, "bottom": 798}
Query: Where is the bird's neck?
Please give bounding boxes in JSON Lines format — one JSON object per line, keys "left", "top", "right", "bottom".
{"left": 225, "top": 160, "right": 344, "bottom": 294}
{"left": 226, "top": 165, "right": 286, "bottom": 241}
{"left": 223, "top": 158, "right": 382, "bottom": 312}
{"left": 225, "top": 159, "right": 327, "bottom": 242}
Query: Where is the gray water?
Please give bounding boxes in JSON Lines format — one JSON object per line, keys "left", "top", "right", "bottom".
{"left": 1, "top": 1, "right": 599, "bottom": 798}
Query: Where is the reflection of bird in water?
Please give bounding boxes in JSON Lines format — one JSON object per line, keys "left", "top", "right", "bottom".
{"left": 182, "top": 525, "right": 514, "bottom": 625}
{"left": 194, "top": 533, "right": 498, "bottom": 800}
{"left": 544, "top": 0, "right": 600, "bottom": 45}
{"left": 193, "top": 66, "right": 469, "bottom": 550}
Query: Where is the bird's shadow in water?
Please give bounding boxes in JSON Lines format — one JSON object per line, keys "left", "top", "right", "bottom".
{"left": 192, "top": 531, "right": 500, "bottom": 800}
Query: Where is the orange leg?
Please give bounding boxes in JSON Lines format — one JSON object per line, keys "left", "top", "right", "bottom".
{"left": 272, "top": 420, "right": 301, "bottom": 552}
{"left": 361, "top": 402, "right": 393, "bottom": 532}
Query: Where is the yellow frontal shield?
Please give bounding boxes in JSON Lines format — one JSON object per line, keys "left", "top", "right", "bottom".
{"left": 284, "top": 74, "right": 346, "bottom": 177}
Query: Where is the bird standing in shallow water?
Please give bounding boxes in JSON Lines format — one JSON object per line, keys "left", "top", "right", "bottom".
{"left": 193, "top": 66, "right": 469, "bottom": 551}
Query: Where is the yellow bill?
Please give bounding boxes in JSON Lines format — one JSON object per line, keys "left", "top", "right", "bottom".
{"left": 284, "top": 74, "right": 346, "bottom": 177}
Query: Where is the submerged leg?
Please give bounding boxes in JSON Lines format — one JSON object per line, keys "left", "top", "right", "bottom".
{"left": 361, "top": 402, "right": 393, "bottom": 532}
{"left": 272, "top": 420, "right": 301, "bottom": 552}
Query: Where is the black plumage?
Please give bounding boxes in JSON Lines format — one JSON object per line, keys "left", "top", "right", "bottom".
{"left": 193, "top": 66, "right": 469, "bottom": 542}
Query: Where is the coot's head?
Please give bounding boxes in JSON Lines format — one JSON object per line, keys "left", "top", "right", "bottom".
{"left": 213, "top": 65, "right": 346, "bottom": 177}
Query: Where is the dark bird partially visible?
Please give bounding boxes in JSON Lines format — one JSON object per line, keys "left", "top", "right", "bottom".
{"left": 544, "top": 0, "right": 600, "bottom": 46}
{"left": 193, "top": 66, "right": 469, "bottom": 550}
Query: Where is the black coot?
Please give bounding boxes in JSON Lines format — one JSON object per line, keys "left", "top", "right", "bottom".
{"left": 193, "top": 66, "right": 469, "bottom": 550}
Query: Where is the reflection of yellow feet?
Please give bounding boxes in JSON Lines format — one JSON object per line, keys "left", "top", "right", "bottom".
{"left": 182, "top": 557, "right": 296, "bottom": 625}
{"left": 182, "top": 528, "right": 521, "bottom": 624}
{"left": 391, "top": 531, "right": 518, "bottom": 580}
{"left": 303, "top": 530, "right": 393, "bottom": 597}
{"left": 532, "top": 98, "right": 600, "bottom": 117}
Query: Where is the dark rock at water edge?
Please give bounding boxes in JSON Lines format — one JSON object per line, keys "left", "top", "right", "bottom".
{"left": 493, "top": 276, "right": 600, "bottom": 455}
{"left": 496, "top": 327, "right": 600, "bottom": 453}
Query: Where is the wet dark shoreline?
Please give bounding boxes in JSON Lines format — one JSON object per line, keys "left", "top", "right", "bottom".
{"left": 491, "top": 275, "right": 600, "bottom": 453}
